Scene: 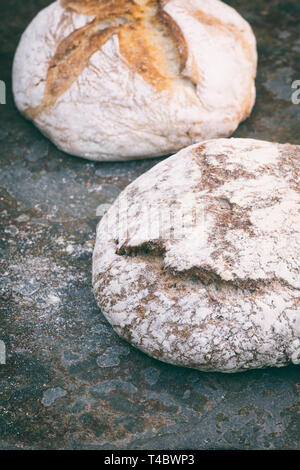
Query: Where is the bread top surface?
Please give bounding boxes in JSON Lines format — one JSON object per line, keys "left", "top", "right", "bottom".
{"left": 95, "top": 138, "right": 300, "bottom": 289}
{"left": 38, "top": 0, "right": 183, "bottom": 113}
{"left": 13, "top": 0, "right": 257, "bottom": 159}
{"left": 20, "top": 0, "right": 256, "bottom": 111}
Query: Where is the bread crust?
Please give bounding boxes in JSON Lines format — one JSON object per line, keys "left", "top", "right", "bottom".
{"left": 13, "top": 0, "right": 257, "bottom": 161}
{"left": 93, "top": 138, "right": 300, "bottom": 372}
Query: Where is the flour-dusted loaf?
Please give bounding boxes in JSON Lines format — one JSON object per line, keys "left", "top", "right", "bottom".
{"left": 13, "top": 0, "right": 257, "bottom": 161}
{"left": 93, "top": 138, "right": 300, "bottom": 372}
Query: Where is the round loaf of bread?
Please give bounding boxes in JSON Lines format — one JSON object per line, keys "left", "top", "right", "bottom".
{"left": 13, "top": 0, "right": 257, "bottom": 161}
{"left": 93, "top": 138, "right": 300, "bottom": 372}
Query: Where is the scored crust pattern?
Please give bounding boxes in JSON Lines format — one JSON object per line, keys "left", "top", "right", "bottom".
{"left": 93, "top": 139, "right": 300, "bottom": 372}
{"left": 13, "top": 0, "right": 257, "bottom": 160}
{"left": 28, "top": 0, "right": 186, "bottom": 117}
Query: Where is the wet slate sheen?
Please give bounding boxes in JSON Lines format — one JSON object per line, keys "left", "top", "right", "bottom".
{"left": 0, "top": 0, "right": 299, "bottom": 450}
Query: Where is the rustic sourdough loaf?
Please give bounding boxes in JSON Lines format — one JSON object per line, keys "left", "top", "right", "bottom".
{"left": 93, "top": 138, "right": 300, "bottom": 372}
{"left": 13, "top": 0, "right": 257, "bottom": 161}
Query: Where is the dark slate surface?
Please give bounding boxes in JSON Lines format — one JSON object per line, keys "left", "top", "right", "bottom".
{"left": 0, "top": 0, "right": 299, "bottom": 450}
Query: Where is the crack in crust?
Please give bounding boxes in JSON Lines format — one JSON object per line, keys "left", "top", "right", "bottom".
{"left": 158, "top": 8, "right": 188, "bottom": 74}
{"left": 114, "top": 240, "right": 299, "bottom": 292}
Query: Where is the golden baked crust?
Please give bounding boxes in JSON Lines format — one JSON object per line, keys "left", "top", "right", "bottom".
{"left": 27, "top": 0, "right": 186, "bottom": 117}
{"left": 61, "top": 0, "right": 135, "bottom": 16}
{"left": 28, "top": 0, "right": 257, "bottom": 115}
{"left": 118, "top": 23, "right": 174, "bottom": 91}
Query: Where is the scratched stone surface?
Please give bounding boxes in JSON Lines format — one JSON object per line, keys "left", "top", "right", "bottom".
{"left": 0, "top": 0, "right": 299, "bottom": 450}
